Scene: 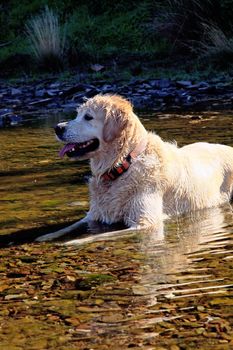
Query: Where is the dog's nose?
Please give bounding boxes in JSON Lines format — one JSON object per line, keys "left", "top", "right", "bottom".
{"left": 54, "top": 122, "right": 68, "bottom": 137}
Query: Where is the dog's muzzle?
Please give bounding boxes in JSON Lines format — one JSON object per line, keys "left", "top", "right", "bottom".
{"left": 55, "top": 122, "right": 100, "bottom": 158}
{"left": 54, "top": 122, "right": 68, "bottom": 140}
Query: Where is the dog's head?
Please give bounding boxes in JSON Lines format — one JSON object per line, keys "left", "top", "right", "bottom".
{"left": 56, "top": 94, "right": 132, "bottom": 160}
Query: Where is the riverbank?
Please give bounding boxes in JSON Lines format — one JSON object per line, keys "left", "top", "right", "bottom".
{"left": 1, "top": 74, "right": 233, "bottom": 127}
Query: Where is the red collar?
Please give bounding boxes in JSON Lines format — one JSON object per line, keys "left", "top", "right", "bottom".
{"left": 101, "top": 138, "right": 147, "bottom": 182}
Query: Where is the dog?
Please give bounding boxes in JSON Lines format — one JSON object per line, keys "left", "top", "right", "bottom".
{"left": 37, "top": 94, "right": 233, "bottom": 243}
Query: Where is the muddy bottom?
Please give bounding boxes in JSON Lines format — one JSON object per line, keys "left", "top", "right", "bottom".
{"left": 0, "top": 111, "right": 233, "bottom": 349}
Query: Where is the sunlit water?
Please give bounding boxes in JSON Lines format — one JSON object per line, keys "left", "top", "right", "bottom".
{"left": 0, "top": 111, "right": 233, "bottom": 349}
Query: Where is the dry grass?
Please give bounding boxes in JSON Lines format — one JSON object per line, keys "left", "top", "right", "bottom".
{"left": 199, "top": 24, "right": 233, "bottom": 67}
{"left": 26, "top": 6, "right": 66, "bottom": 70}
{"left": 151, "top": 0, "right": 212, "bottom": 53}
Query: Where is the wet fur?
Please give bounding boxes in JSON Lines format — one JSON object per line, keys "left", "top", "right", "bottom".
{"left": 37, "top": 94, "right": 233, "bottom": 242}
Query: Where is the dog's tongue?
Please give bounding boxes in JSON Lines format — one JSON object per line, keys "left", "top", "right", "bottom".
{"left": 59, "top": 143, "right": 76, "bottom": 158}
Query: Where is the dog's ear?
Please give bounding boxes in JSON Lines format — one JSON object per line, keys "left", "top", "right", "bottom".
{"left": 103, "top": 112, "right": 128, "bottom": 143}
{"left": 103, "top": 97, "right": 131, "bottom": 143}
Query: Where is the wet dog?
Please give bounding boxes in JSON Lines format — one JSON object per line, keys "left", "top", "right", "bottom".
{"left": 37, "top": 94, "right": 233, "bottom": 242}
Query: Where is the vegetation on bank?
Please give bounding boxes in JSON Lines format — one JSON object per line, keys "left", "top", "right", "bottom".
{"left": 0, "top": 0, "right": 233, "bottom": 78}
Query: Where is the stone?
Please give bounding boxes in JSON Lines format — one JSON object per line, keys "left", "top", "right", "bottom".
{"left": 11, "top": 87, "right": 22, "bottom": 96}
{"left": 0, "top": 76, "right": 232, "bottom": 123}
{"left": 176, "top": 80, "right": 192, "bottom": 88}
{"left": 35, "top": 89, "right": 47, "bottom": 97}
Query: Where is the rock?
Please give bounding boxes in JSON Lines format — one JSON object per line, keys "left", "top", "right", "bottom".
{"left": 176, "top": 80, "right": 192, "bottom": 88}
{"left": 0, "top": 76, "right": 232, "bottom": 120}
{"left": 156, "top": 91, "right": 172, "bottom": 98}
{"left": 50, "top": 82, "right": 61, "bottom": 88}
{"left": 35, "top": 89, "right": 47, "bottom": 98}
{"left": 47, "top": 89, "right": 60, "bottom": 97}
{"left": 8, "top": 114, "right": 23, "bottom": 126}
{"left": 158, "top": 78, "right": 171, "bottom": 88}
{"left": 5, "top": 293, "right": 28, "bottom": 300}
{"left": 11, "top": 87, "right": 22, "bottom": 96}
{"left": 187, "top": 81, "right": 209, "bottom": 89}
{"left": 198, "top": 85, "right": 216, "bottom": 93}
{"left": 60, "top": 84, "right": 86, "bottom": 97}
{"left": 0, "top": 108, "right": 13, "bottom": 116}
{"left": 101, "top": 84, "right": 114, "bottom": 93}
{"left": 0, "top": 114, "right": 22, "bottom": 127}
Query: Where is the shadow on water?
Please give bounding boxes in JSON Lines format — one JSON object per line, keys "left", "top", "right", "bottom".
{"left": 0, "top": 110, "right": 233, "bottom": 349}
{"left": 0, "top": 221, "right": 127, "bottom": 247}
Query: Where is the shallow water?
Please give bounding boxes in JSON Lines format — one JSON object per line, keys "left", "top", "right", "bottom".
{"left": 0, "top": 111, "right": 233, "bottom": 349}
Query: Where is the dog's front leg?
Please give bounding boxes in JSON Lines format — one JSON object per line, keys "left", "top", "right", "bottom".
{"left": 36, "top": 214, "right": 91, "bottom": 242}
{"left": 128, "top": 192, "right": 164, "bottom": 234}
{"left": 64, "top": 193, "right": 164, "bottom": 246}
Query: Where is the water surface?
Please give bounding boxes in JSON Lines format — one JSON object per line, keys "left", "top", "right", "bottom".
{"left": 0, "top": 111, "right": 233, "bottom": 349}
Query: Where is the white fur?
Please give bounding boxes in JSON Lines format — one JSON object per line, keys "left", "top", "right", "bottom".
{"left": 37, "top": 94, "right": 233, "bottom": 242}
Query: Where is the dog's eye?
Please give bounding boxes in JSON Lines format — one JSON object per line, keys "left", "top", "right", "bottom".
{"left": 84, "top": 114, "right": 93, "bottom": 121}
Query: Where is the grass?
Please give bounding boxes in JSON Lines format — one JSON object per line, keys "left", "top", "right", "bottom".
{"left": 199, "top": 24, "right": 233, "bottom": 68}
{"left": 151, "top": 0, "right": 211, "bottom": 54}
{"left": 26, "top": 6, "right": 67, "bottom": 71}
{"left": 0, "top": 1, "right": 233, "bottom": 76}
{"left": 66, "top": 3, "right": 164, "bottom": 62}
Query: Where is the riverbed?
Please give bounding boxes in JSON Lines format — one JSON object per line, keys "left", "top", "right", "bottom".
{"left": 0, "top": 111, "right": 233, "bottom": 349}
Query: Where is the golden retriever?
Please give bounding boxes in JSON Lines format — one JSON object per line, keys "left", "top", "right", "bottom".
{"left": 37, "top": 94, "right": 233, "bottom": 243}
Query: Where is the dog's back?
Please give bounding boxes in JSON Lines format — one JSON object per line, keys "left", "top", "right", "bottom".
{"left": 163, "top": 141, "right": 233, "bottom": 215}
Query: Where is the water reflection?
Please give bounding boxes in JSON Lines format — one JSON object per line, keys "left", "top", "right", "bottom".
{"left": 141, "top": 205, "right": 232, "bottom": 280}
{"left": 79, "top": 205, "right": 233, "bottom": 341}
{"left": 60, "top": 204, "right": 233, "bottom": 307}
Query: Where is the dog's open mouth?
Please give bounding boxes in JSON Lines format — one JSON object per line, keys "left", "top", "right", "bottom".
{"left": 59, "top": 139, "right": 99, "bottom": 158}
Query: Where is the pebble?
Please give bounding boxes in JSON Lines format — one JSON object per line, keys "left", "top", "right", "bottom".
{"left": 0, "top": 77, "right": 232, "bottom": 127}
